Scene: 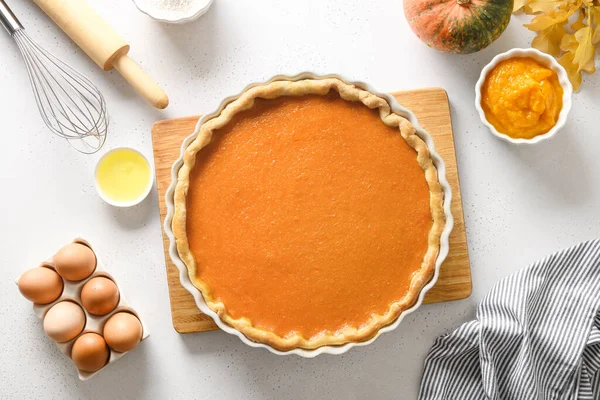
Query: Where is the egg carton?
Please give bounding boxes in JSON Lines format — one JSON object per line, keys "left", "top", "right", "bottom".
{"left": 16, "top": 237, "right": 149, "bottom": 381}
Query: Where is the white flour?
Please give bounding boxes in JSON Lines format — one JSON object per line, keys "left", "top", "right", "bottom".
{"left": 146, "top": 0, "right": 198, "bottom": 13}
{"left": 135, "top": 0, "right": 212, "bottom": 21}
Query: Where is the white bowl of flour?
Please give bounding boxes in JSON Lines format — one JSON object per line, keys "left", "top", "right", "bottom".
{"left": 132, "top": 0, "right": 213, "bottom": 23}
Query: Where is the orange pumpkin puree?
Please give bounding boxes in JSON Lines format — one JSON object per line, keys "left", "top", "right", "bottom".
{"left": 186, "top": 93, "right": 432, "bottom": 339}
{"left": 481, "top": 57, "right": 563, "bottom": 139}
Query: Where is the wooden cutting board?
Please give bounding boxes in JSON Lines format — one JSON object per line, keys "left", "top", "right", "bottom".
{"left": 152, "top": 87, "right": 472, "bottom": 333}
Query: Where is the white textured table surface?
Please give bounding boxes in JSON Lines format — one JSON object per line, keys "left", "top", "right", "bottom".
{"left": 1, "top": 1, "right": 599, "bottom": 399}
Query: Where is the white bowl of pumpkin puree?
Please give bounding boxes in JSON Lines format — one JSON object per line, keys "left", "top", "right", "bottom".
{"left": 475, "top": 48, "right": 572, "bottom": 145}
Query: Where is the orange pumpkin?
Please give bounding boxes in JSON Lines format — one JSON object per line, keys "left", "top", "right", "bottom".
{"left": 403, "top": 0, "right": 513, "bottom": 54}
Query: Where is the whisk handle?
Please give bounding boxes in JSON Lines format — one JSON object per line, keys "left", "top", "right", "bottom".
{"left": 0, "top": 0, "right": 23, "bottom": 35}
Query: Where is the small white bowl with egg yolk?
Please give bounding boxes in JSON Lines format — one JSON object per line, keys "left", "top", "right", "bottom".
{"left": 95, "top": 147, "right": 154, "bottom": 207}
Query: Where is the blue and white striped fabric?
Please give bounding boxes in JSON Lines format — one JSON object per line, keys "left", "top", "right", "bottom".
{"left": 419, "top": 239, "right": 600, "bottom": 400}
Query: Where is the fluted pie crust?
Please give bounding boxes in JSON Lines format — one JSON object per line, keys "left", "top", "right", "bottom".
{"left": 173, "top": 78, "right": 445, "bottom": 350}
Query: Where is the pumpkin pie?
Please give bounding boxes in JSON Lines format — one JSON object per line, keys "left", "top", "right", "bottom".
{"left": 173, "top": 78, "right": 446, "bottom": 350}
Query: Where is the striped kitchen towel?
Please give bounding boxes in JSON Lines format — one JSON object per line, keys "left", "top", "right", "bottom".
{"left": 419, "top": 239, "right": 600, "bottom": 400}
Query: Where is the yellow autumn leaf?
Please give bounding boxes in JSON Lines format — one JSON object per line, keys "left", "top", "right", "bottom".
{"left": 558, "top": 52, "right": 582, "bottom": 91}
{"left": 513, "top": 0, "right": 530, "bottom": 12}
{"left": 532, "top": 24, "right": 566, "bottom": 55}
{"left": 525, "top": 5, "right": 579, "bottom": 31}
{"left": 571, "top": 9, "right": 586, "bottom": 30}
{"left": 560, "top": 33, "right": 578, "bottom": 52}
{"left": 572, "top": 26, "right": 596, "bottom": 73}
{"left": 593, "top": 6, "right": 600, "bottom": 21}
{"left": 591, "top": 6, "right": 600, "bottom": 44}
{"left": 527, "top": 0, "right": 574, "bottom": 14}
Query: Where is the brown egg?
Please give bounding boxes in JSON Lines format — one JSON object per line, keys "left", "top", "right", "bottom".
{"left": 103, "top": 312, "right": 143, "bottom": 352}
{"left": 53, "top": 243, "right": 96, "bottom": 281}
{"left": 71, "top": 333, "right": 110, "bottom": 373}
{"left": 81, "top": 277, "right": 119, "bottom": 316}
{"left": 18, "top": 266, "right": 63, "bottom": 304}
{"left": 43, "top": 301, "right": 86, "bottom": 343}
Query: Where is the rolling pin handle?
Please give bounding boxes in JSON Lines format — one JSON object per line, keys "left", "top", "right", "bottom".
{"left": 111, "top": 53, "right": 169, "bottom": 109}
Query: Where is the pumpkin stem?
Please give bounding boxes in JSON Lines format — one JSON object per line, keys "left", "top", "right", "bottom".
{"left": 457, "top": 0, "right": 470, "bottom": 4}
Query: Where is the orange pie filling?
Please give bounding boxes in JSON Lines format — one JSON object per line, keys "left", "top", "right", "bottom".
{"left": 185, "top": 92, "right": 434, "bottom": 342}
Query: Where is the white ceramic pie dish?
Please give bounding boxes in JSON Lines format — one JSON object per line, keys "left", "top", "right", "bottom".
{"left": 132, "top": 0, "right": 213, "bottom": 24}
{"left": 163, "top": 72, "right": 454, "bottom": 357}
{"left": 475, "top": 48, "right": 572, "bottom": 145}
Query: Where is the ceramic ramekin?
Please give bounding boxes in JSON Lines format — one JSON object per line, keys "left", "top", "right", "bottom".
{"left": 475, "top": 48, "right": 572, "bottom": 145}
{"left": 95, "top": 147, "right": 154, "bottom": 208}
{"left": 163, "top": 73, "right": 454, "bottom": 357}
{"left": 132, "top": 0, "right": 213, "bottom": 24}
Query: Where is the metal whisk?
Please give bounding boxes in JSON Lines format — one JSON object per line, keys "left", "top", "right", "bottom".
{"left": 0, "top": 0, "right": 108, "bottom": 154}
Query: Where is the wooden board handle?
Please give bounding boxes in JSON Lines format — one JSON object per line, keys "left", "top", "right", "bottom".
{"left": 112, "top": 54, "right": 169, "bottom": 109}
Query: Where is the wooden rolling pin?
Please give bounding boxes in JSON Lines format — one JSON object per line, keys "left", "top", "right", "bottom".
{"left": 33, "top": 0, "right": 169, "bottom": 109}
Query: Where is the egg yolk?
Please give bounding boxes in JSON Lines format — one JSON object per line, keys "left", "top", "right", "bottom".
{"left": 96, "top": 149, "right": 151, "bottom": 204}
{"left": 481, "top": 57, "right": 563, "bottom": 139}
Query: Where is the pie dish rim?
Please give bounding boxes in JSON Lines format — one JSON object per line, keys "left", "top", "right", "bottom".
{"left": 163, "top": 72, "right": 454, "bottom": 357}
